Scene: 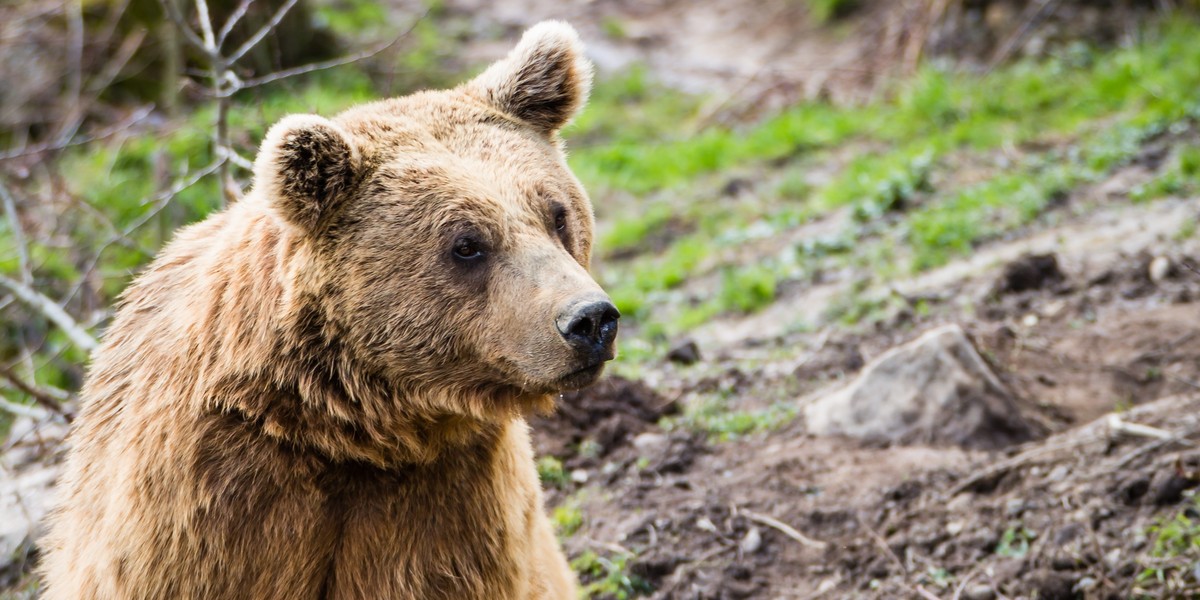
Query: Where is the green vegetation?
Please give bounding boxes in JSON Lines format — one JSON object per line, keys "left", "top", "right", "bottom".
{"left": 666, "top": 391, "right": 799, "bottom": 441}
{"left": 1137, "top": 498, "right": 1200, "bottom": 589}
{"left": 571, "top": 550, "right": 652, "bottom": 600}
{"left": 552, "top": 501, "right": 584, "bottom": 538}
{"left": 572, "top": 19, "right": 1200, "bottom": 371}
{"left": 537, "top": 456, "right": 570, "bottom": 488}
{"left": 995, "top": 525, "right": 1035, "bottom": 559}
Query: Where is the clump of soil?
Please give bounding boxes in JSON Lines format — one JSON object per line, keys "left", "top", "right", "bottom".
{"left": 993, "top": 253, "right": 1067, "bottom": 295}
{"left": 530, "top": 375, "right": 679, "bottom": 464}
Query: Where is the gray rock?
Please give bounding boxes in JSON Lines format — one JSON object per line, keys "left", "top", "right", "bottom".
{"left": 739, "top": 526, "right": 762, "bottom": 554}
{"left": 804, "top": 324, "right": 1039, "bottom": 449}
{"left": 964, "top": 584, "right": 996, "bottom": 600}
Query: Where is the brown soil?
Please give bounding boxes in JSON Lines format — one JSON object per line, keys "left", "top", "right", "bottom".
{"left": 535, "top": 228, "right": 1200, "bottom": 598}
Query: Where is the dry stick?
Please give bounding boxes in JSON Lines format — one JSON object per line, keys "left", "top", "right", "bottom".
{"left": 0, "top": 105, "right": 154, "bottom": 162}
{"left": 0, "top": 274, "right": 98, "bottom": 352}
{"left": 743, "top": 509, "right": 827, "bottom": 550}
{"left": 857, "top": 513, "right": 906, "bottom": 575}
{"left": 914, "top": 585, "right": 943, "bottom": 600}
{"left": 217, "top": 0, "right": 255, "bottom": 48}
{"left": 224, "top": 0, "right": 298, "bottom": 65}
{"left": 57, "top": 0, "right": 85, "bottom": 147}
{"left": 238, "top": 34, "right": 413, "bottom": 90}
{"left": 988, "top": 0, "right": 1061, "bottom": 70}
{"left": 0, "top": 180, "right": 31, "bottom": 286}
{"left": 0, "top": 364, "right": 70, "bottom": 419}
{"left": 54, "top": 30, "right": 148, "bottom": 151}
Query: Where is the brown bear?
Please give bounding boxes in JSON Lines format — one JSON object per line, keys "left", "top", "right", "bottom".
{"left": 38, "top": 21, "right": 616, "bottom": 600}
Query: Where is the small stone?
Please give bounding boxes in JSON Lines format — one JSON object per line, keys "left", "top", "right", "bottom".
{"left": 946, "top": 520, "right": 965, "bottom": 536}
{"left": 964, "top": 584, "right": 996, "bottom": 600}
{"left": 1105, "top": 548, "right": 1122, "bottom": 568}
{"left": 695, "top": 517, "right": 718, "bottom": 533}
{"left": 1022, "top": 313, "right": 1039, "bottom": 327}
{"left": 570, "top": 469, "right": 589, "bottom": 484}
{"left": 666, "top": 339, "right": 701, "bottom": 365}
{"left": 739, "top": 526, "right": 762, "bottom": 554}
{"left": 1073, "top": 577, "right": 1097, "bottom": 593}
{"left": 632, "top": 432, "right": 668, "bottom": 455}
{"left": 816, "top": 579, "right": 837, "bottom": 594}
{"left": 1005, "top": 498, "right": 1026, "bottom": 517}
{"left": 1149, "top": 256, "right": 1173, "bottom": 284}
{"left": 1047, "top": 465, "right": 1070, "bottom": 482}
{"left": 1152, "top": 473, "right": 1197, "bottom": 505}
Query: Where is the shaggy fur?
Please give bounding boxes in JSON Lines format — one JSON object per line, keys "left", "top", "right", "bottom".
{"left": 39, "top": 21, "right": 608, "bottom": 599}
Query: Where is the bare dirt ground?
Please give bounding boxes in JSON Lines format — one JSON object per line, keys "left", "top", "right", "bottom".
{"left": 445, "top": 4, "right": 1200, "bottom": 592}
{"left": 533, "top": 188, "right": 1200, "bottom": 598}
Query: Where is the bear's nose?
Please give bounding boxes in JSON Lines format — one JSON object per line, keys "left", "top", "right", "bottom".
{"left": 557, "top": 299, "right": 620, "bottom": 356}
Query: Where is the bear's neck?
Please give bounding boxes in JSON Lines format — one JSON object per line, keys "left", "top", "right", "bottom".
{"left": 124, "top": 201, "right": 520, "bottom": 467}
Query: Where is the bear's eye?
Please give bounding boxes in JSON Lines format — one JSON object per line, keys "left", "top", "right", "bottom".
{"left": 554, "top": 211, "right": 567, "bottom": 232}
{"left": 452, "top": 236, "right": 485, "bottom": 261}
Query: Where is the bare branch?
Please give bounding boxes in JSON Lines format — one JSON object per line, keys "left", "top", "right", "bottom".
{"left": 0, "top": 364, "right": 71, "bottom": 419}
{"left": 193, "top": 0, "right": 218, "bottom": 52}
{"left": 0, "top": 180, "right": 31, "bottom": 286}
{"left": 226, "top": 0, "right": 298, "bottom": 65}
{"left": 217, "top": 0, "right": 254, "bottom": 48}
{"left": 238, "top": 35, "right": 409, "bottom": 90}
{"left": 743, "top": 509, "right": 827, "bottom": 550}
{"left": 57, "top": 0, "right": 85, "bottom": 146}
{"left": 0, "top": 396, "right": 49, "bottom": 420}
{"left": 0, "top": 105, "right": 154, "bottom": 162}
{"left": 55, "top": 29, "right": 149, "bottom": 149}
{"left": 0, "top": 274, "right": 98, "bottom": 352}
{"left": 159, "top": 0, "right": 214, "bottom": 58}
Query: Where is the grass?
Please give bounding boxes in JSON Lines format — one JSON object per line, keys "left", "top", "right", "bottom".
{"left": 1136, "top": 497, "right": 1200, "bottom": 592}
{"left": 582, "top": 19, "right": 1200, "bottom": 365}
{"left": 666, "top": 389, "right": 799, "bottom": 442}
{"left": 572, "top": 550, "right": 652, "bottom": 600}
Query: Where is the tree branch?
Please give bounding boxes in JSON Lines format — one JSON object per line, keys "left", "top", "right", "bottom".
{"left": 0, "top": 180, "right": 31, "bottom": 286}
{"left": 217, "top": 0, "right": 254, "bottom": 48}
{"left": 226, "top": 0, "right": 298, "bottom": 65}
{"left": 0, "top": 274, "right": 98, "bottom": 352}
{"left": 0, "top": 364, "right": 71, "bottom": 420}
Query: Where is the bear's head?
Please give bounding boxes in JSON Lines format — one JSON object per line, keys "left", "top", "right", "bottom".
{"left": 250, "top": 22, "right": 617, "bottom": 422}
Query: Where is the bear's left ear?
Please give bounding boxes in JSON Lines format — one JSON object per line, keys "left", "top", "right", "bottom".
{"left": 466, "top": 21, "right": 593, "bottom": 136}
{"left": 253, "top": 114, "right": 363, "bottom": 233}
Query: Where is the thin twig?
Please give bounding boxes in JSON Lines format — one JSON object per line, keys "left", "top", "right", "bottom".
{"left": 915, "top": 585, "right": 943, "bottom": 600}
{"left": 57, "top": 0, "right": 85, "bottom": 146}
{"left": 0, "top": 105, "right": 154, "bottom": 162}
{"left": 238, "top": 36, "right": 409, "bottom": 90}
{"left": 225, "top": 0, "right": 298, "bottom": 65}
{"left": 193, "top": 0, "right": 218, "bottom": 52}
{"left": 159, "top": 0, "right": 212, "bottom": 58}
{"left": 743, "top": 509, "right": 828, "bottom": 550}
{"left": 0, "top": 274, "right": 98, "bottom": 352}
{"left": 0, "top": 180, "right": 31, "bottom": 286}
{"left": 857, "top": 512, "right": 907, "bottom": 575}
{"left": 0, "top": 364, "right": 70, "bottom": 419}
{"left": 0, "top": 396, "right": 49, "bottom": 420}
{"left": 216, "top": 0, "right": 254, "bottom": 48}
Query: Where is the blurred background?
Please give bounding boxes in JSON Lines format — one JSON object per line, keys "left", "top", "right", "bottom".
{"left": 4, "top": 1, "right": 1200, "bottom": 597}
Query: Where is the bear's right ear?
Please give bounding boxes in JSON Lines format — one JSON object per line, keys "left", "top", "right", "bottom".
{"left": 254, "top": 114, "right": 362, "bottom": 233}
{"left": 465, "top": 21, "right": 593, "bottom": 136}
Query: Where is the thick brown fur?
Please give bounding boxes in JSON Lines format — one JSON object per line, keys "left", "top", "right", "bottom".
{"left": 39, "top": 22, "right": 606, "bottom": 600}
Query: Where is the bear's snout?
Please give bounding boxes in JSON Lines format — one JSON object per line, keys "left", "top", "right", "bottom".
{"left": 556, "top": 296, "right": 619, "bottom": 362}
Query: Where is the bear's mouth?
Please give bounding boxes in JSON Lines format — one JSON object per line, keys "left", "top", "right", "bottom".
{"left": 556, "top": 362, "right": 606, "bottom": 391}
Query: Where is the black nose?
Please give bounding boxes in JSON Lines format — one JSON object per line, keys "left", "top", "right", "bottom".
{"left": 558, "top": 300, "right": 620, "bottom": 354}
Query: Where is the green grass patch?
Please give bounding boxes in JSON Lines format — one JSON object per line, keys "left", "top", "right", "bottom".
{"left": 1137, "top": 497, "right": 1200, "bottom": 590}
{"left": 572, "top": 550, "right": 652, "bottom": 599}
